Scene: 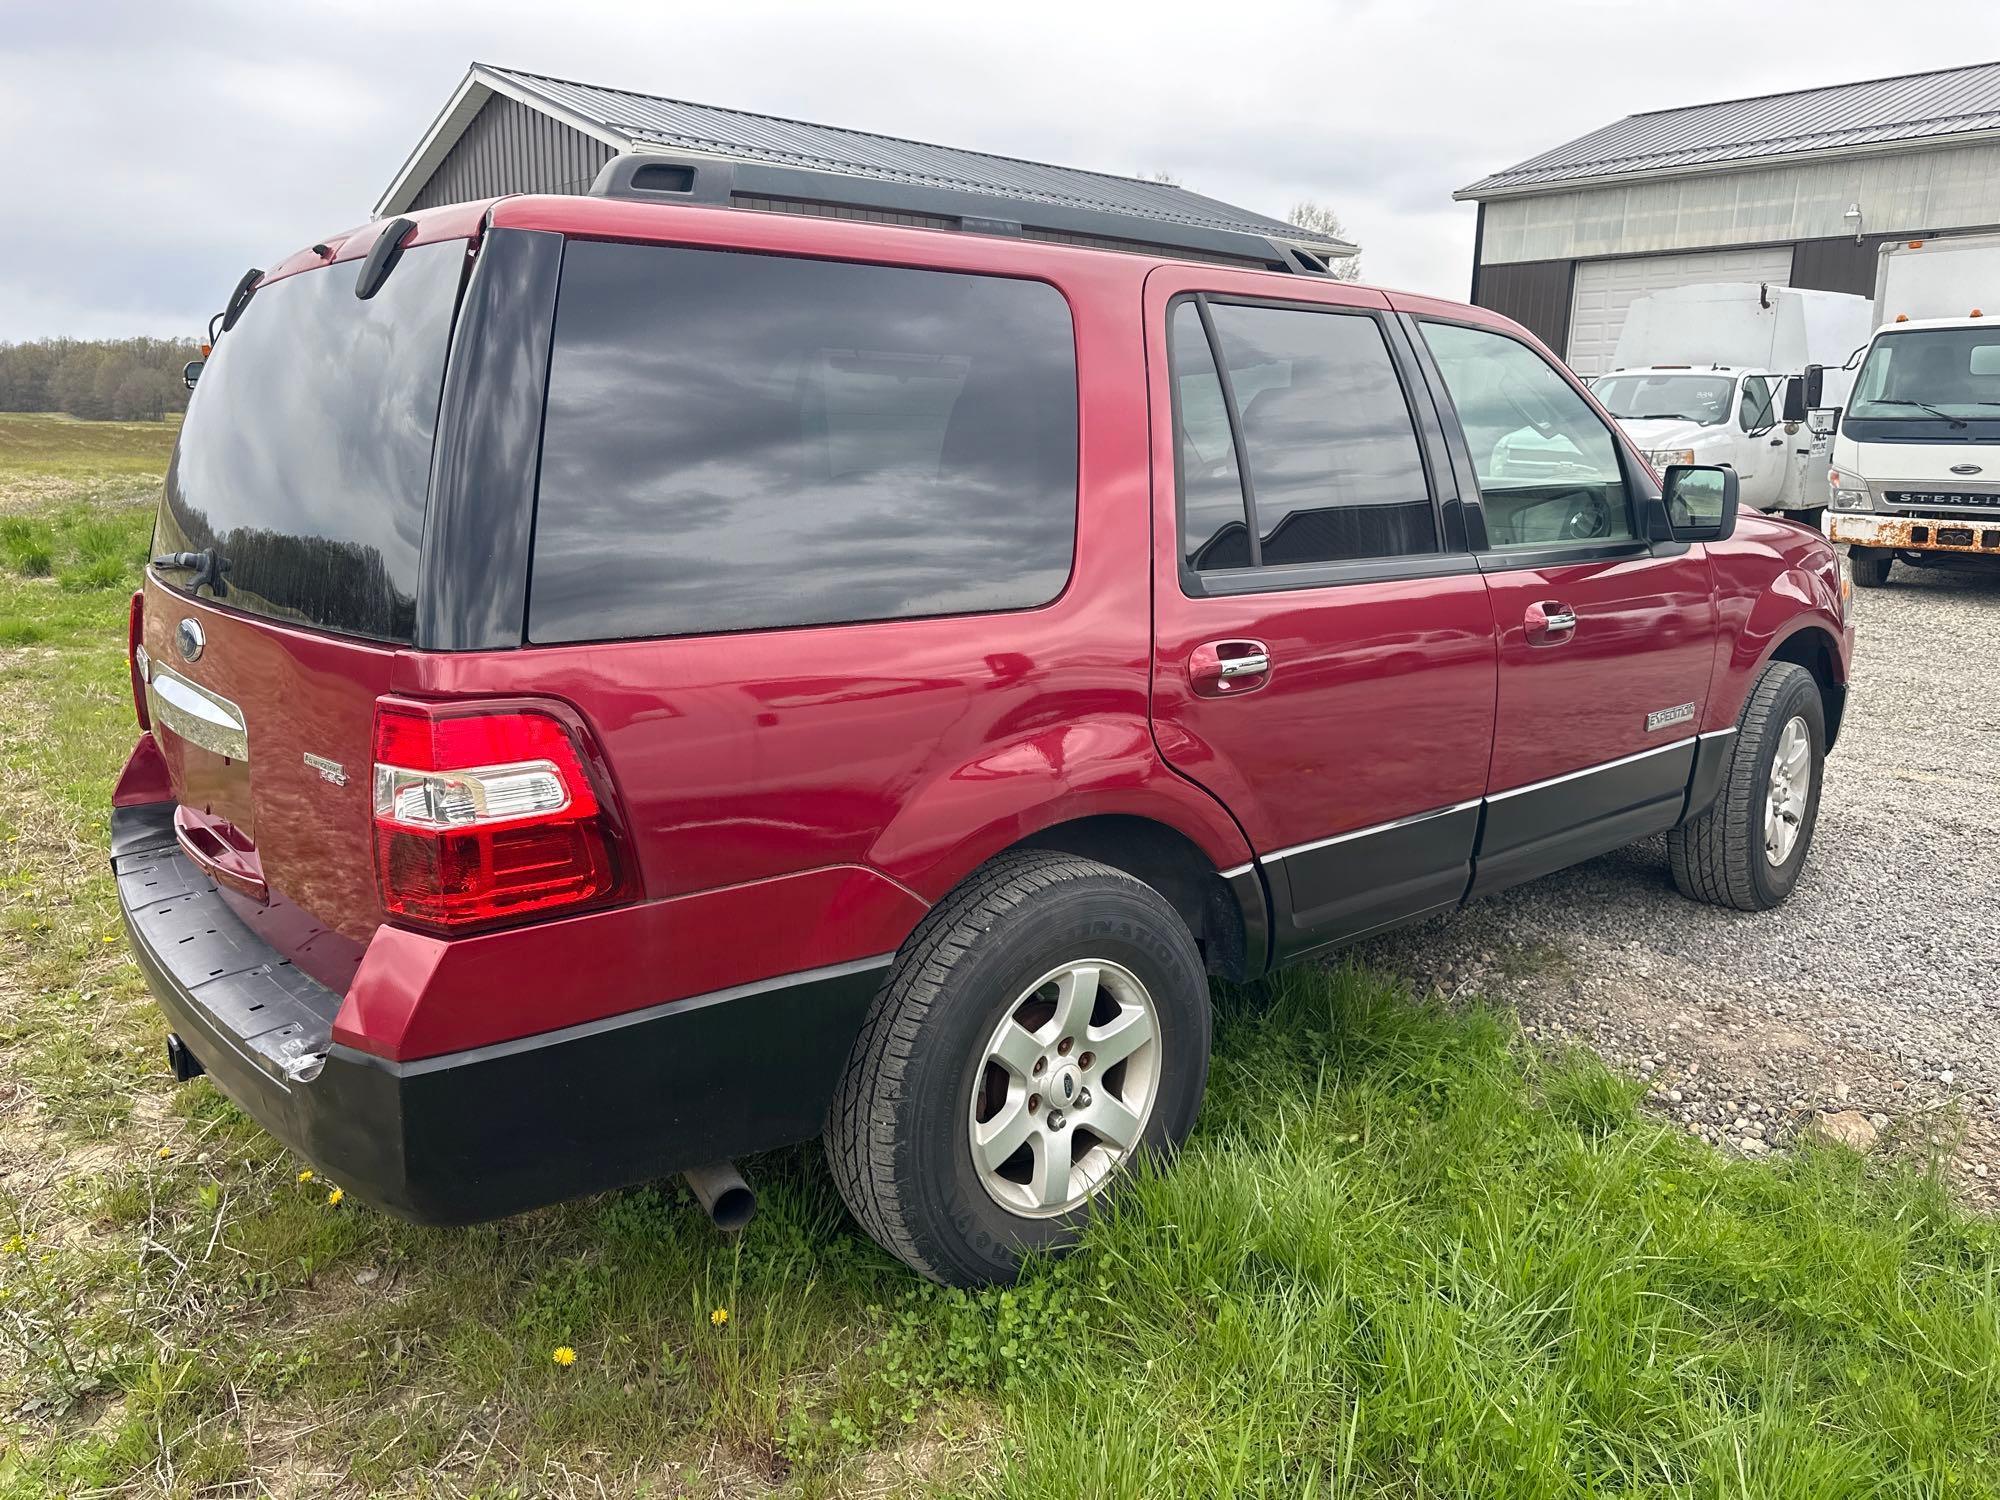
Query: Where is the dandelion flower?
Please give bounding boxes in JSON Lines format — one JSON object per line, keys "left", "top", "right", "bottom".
{"left": 326, "top": 1187, "right": 344, "bottom": 1207}
{"left": 157, "top": 1146, "right": 173, "bottom": 1160}
{"left": 296, "top": 1169, "right": 314, "bottom": 1183}
{"left": 710, "top": 1307, "right": 729, "bottom": 1328}
{"left": 552, "top": 1345, "right": 577, "bottom": 1367}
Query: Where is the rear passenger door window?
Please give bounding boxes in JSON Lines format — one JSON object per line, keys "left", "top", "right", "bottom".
{"left": 1418, "top": 321, "right": 1636, "bottom": 551}
{"left": 531, "top": 241, "right": 1078, "bottom": 643}
{"left": 1171, "top": 296, "right": 1441, "bottom": 583}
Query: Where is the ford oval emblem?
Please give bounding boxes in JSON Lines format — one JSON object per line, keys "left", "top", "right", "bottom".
{"left": 175, "top": 617, "right": 205, "bottom": 663}
{"left": 1951, "top": 463, "right": 1983, "bottom": 475}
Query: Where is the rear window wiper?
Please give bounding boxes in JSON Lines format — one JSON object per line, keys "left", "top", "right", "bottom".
{"left": 152, "top": 548, "right": 231, "bottom": 597}
{"left": 216, "top": 267, "right": 263, "bottom": 336}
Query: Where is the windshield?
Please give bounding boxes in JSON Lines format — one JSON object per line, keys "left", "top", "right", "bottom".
{"left": 154, "top": 240, "right": 465, "bottom": 642}
{"left": 1589, "top": 373, "right": 1734, "bottom": 426}
{"left": 1849, "top": 327, "right": 2000, "bottom": 422}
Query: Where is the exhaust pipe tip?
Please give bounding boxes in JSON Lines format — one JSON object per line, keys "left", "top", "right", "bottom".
{"left": 683, "top": 1161, "right": 756, "bottom": 1231}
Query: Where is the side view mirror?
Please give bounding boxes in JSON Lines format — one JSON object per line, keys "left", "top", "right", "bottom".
{"left": 1662, "top": 464, "right": 1739, "bottom": 544}
{"left": 182, "top": 359, "right": 204, "bottom": 390}
{"left": 1781, "top": 374, "right": 1807, "bottom": 424}
{"left": 1802, "top": 364, "right": 1825, "bottom": 410}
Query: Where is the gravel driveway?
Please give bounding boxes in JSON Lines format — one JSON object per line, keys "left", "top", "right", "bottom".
{"left": 1356, "top": 557, "right": 2000, "bottom": 1202}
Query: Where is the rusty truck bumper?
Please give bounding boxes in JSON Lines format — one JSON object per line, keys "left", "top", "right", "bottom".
{"left": 1827, "top": 513, "right": 2000, "bottom": 558}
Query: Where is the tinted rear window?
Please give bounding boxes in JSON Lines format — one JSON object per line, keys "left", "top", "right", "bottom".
{"left": 529, "top": 241, "right": 1078, "bottom": 643}
{"left": 154, "top": 241, "right": 463, "bottom": 642}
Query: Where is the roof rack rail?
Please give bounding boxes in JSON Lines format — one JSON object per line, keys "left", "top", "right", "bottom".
{"left": 586, "top": 152, "right": 1332, "bottom": 275}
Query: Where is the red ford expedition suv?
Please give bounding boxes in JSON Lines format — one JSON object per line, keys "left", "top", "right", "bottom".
{"left": 114, "top": 155, "right": 1854, "bottom": 1285}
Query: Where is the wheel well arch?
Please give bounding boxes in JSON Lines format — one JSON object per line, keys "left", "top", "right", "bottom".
{"left": 1011, "top": 814, "right": 1260, "bottom": 981}
{"left": 1767, "top": 625, "right": 1847, "bottom": 750}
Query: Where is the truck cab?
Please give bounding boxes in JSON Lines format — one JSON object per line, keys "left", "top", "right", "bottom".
{"left": 1824, "top": 235, "right": 2000, "bottom": 585}
{"left": 1588, "top": 282, "right": 1872, "bottom": 521}
{"left": 1590, "top": 364, "right": 1799, "bottom": 512}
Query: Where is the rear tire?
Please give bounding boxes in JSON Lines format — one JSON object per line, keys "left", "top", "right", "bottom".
{"left": 1849, "top": 547, "right": 1893, "bottom": 587}
{"left": 824, "top": 850, "right": 1210, "bottom": 1286}
{"left": 1668, "top": 661, "right": 1825, "bottom": 912}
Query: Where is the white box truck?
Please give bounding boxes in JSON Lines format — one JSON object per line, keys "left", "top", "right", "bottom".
{"left": 1588, "top": 282, "right": 1872, "bottom": 520}
{"left": 1825, "top": 232, "right": 2000, "bottom": 586}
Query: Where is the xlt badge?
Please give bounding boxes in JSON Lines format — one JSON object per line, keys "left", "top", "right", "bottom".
{"left": 1646, "top": 702, "right": 1695, "bottom": 732}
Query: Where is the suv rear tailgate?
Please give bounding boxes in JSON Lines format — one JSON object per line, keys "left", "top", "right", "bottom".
{"left": 139, "top": 586, "right": 397, "bottom": 989}
{"left": 141, "top": 220, "right": 472, "bottom": 991}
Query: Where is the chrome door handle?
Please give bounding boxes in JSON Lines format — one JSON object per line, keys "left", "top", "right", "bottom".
{"left": 1540, "top": 610, "right": 1577, "bottom": 632}
{"left": 1189, "top": 639, "right": 1272, "bottom": 696}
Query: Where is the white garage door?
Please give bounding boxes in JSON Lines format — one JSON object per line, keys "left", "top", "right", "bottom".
{"left": 1567, "top": 248, "right": 1793, "bottom": 377}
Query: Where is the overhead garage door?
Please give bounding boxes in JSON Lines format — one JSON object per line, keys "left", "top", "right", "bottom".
{"left": 1566, "top": 247, "right": 1793, "bottom": 377}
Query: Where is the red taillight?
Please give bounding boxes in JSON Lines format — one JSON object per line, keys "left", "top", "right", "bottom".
{"left": 127, "top": 591, "right": 150, "bottom": 731}
{"left": 370, "top": 698, "right": 633, "bottom": 932}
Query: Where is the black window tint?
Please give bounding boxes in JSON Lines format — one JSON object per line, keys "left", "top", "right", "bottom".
{"left": 1170, "top": 301, "right": 1252, "bottom": 571}
{"left": 1420, "top": 321, "right": 1635, "bottom": 550}
{"left": 1206, "top": 303, "right": 1437, "bottom": 564}
{"left": 530, "top": 242, "right": 1078, "bottom": 642}
{"left": 155, "top": 242, "right": 462, "bottom": 642}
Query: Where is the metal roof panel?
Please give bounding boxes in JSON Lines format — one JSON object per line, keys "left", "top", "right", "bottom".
{"left": 1459, "top": 60, "right": 2000, "bottom": 197}
{"left": 479, "top": 64, "right": 1355, "bottom": 253}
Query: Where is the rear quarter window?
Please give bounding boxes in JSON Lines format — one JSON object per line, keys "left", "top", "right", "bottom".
{"left": 528, "top": 241, "right": 1079, "bottom": 642}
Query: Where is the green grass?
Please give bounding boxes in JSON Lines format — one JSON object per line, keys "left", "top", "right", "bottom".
{"left": 0, "top": 411, "right": 181, "bottom": 483}
{"left": 0, "top": 427, "right": 1995, "bottom": 1494}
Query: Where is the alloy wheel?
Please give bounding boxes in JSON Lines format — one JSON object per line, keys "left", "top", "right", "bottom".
{"left": 966, "top": 960, "right": 1162, "bottom": 1218}
{"left": 1763, "top": 714, "right": 1813, "bottom": 866}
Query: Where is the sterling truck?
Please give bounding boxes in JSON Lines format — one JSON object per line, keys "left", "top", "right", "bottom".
{"left": 1825, "top": 234, "right": 2000, "bottom": 586}
{"left": 1590, "top": 282, "right": 1872, "bottom": 522}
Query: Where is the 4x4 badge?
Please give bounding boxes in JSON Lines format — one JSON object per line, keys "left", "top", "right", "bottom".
{"left": 303, "top": 752, "right": 348, "bottom": 787}
{"left": 1646, "top": 702, "right": 1695, "bottom": 732}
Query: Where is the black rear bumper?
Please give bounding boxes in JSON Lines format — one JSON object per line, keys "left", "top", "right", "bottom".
{"left": 114, "top": 803, "right": 884, "bottom": 1224}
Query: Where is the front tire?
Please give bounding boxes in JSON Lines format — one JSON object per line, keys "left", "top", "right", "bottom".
{"left": 825, "top": 851, "right": 1210, "bottom": 1285}
{"left": 1668, "top": 661, "right": 1825, "bottom": 911}
{"left": 1850, "top": 546, "right": 1893, "bottom": 588}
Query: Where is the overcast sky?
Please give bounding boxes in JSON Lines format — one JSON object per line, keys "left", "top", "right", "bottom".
{"left": 3, "top": 0, "right": 1995, "bottom": 341}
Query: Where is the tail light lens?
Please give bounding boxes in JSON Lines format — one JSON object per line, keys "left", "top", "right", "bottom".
{"left": 371, "top": 699, "right": 634, "bottom": 932}
{"left": 127, "top": 590, "right": 150, "bottom": 731}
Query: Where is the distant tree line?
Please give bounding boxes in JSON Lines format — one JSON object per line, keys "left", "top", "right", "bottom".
{"left": 0, "top": 337, "right": 200, "bottom": 422}
{"left": 162, "top": 501, "right": 416, "bottom": 640}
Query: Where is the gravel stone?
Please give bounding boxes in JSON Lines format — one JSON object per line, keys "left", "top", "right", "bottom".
{"left": 1808, "top": 1111, "right": 1880, "bottom": 1151}
{"left": 1353, "top": 564, "right": 2000, "bottom": 1206}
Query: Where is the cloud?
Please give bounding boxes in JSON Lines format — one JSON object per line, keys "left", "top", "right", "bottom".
{"left": 1, "top": 0, "right": 1992, "bottom": 339}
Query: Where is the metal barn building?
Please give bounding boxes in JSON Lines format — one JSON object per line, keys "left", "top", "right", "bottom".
{"left": 1457, "top": 61, "right": 2000, "bottom": 375}
{"left": 376, "top": 63, "right": 1357, "bottom": 270}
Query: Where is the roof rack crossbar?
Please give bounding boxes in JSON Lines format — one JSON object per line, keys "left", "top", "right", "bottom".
{"left": 586, "top": 152, "right": 1332, "bottom": 274}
